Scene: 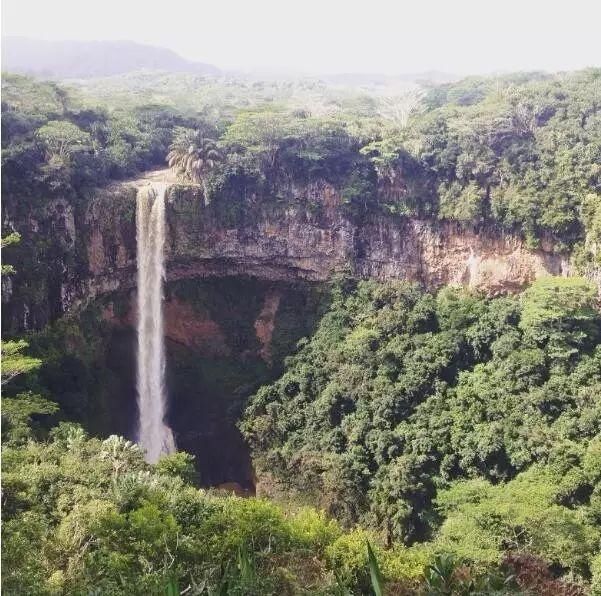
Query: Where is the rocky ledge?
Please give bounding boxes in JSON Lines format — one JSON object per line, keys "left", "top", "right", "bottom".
{"left": 71, "top": 174, "right": 567, "bottom": 313}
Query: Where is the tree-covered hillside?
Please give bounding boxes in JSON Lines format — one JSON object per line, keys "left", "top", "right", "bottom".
{"left": 242, "top": 277, "right": 601, "bottom": 588}
{"left": 2, "top": 68, "right": 601, "bottom": 595}
{"left": 3, "top": 276, "right": 600, "bottom": 594}
{"left": 3, "top": 69, "right": 601, "bottom": 255}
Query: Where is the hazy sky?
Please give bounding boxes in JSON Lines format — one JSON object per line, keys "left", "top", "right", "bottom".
{"left": 2, "top": 0, "right": 600, "bottom": 75}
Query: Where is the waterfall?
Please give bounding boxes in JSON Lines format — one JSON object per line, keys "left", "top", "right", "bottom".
{"left": 136, "top": 183, "right": 175, "bottom": 463}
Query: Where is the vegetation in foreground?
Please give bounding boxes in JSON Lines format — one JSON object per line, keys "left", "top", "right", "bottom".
{"left": 243, "top": 276, "right": 601, "bottom": 592}
{"left": 3, "top": 276, "right": 600, "bottom": 594}
{"left": 1, "top": 424, "right": 593, "bottom": 595}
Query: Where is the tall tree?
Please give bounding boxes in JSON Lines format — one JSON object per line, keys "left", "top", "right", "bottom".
{"left": 167, "top": 127, "right": 221, "bottom": 205}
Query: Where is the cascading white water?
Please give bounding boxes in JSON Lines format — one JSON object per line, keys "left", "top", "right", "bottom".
{"left": 136, "top": 183, "right": 175, "bottom": 463}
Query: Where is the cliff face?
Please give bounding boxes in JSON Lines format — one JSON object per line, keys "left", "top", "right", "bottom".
{"left": 3, "top": 176, "right": 570, "bottom": 332}
{"left": 77, "top": 180, "right": 567, "bottom": 307}
{"left": 0, "top": 176, "right": 574, "bottom": 488}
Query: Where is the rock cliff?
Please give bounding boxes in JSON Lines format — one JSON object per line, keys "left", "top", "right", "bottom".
{"left": 0, "top": 173, "right": 580, "bottom": 488}
{"left": 76, "top": 178, "right": 568, "bottom": 308}
{"left": 3, "top": 172, "right": 572, "bottom": 332}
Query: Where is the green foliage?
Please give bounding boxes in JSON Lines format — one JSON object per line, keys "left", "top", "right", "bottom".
{"left": 367, "top": 540, "right": 385, "bottom": 596}
{"left": 434, "top": 468, "right": 600, "bottom": 574}
{"left": 416, "top": 69, "right": 601, "bottom": 244}
{"left": 71, "top": 66, "right": 599, "bottom": 245}
{"left": 1, "top": 231, "right": 21, "bottom": 248}
{"left": 216, "top": 109, "right": 377, "bottom": 215}
{"left": 423, "top": 553, "right": 519, "bottom": 595}
{"left": 155, "top": 451, "right": 198, "bottom": 484}
{"left": 2, "top": 392, "right": 58, "bottom": 446}
{"left": 243, "top": 276, "right": 601, "bottom": 588}
{"left": 0, "top": 426, "right": 443, "bottom": 595}
{"left": 35, "top": 120, "right": 91, "bottom": 159}
{"left": 2, "top": 73, "right": 191, "bottom": 198}
{"left": 519, "top": 276, "right": 599, "bottom": 362}
{"left": 580, "top": 193, "right": 601, "bottom": 265}
{"left": 438, "top": 181, "right": 485, "bottom": 223}
{"left": 592, "top": 553, "right": 601, "bottom": 595}
{"left": 1, "top": 340, "right": 43, "bottom": 385}
{"left": 167, "top": 127, "right": 221, "bottom": 202}
{"left": 1, "top": 232, "right": 20, "bottom": 275}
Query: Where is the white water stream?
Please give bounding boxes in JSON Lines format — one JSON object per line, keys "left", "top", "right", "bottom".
{"left": 136, "top": 184, "right": 175, "bottom": 463}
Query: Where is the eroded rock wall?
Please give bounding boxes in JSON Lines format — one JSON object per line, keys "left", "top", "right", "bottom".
{"left": 81, "top": 182, "right": 568, "bottom": 306}
{"left": 3, "top": 177, "right": 574, "bottom": 332}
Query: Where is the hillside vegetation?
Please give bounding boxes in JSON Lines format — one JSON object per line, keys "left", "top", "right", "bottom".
{"left": 2, "top": 69, "right": 601, "bottom": 594}
{"left": 3, "top": 275, "right": 600, "bottom": 594}
{"left": 243, "top": 278, "right": 601, "bottom": 583}
{"left": 2, "top": 69, "right": 600, "bottom": 253}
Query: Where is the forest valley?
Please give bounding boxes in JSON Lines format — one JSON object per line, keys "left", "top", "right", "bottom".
{"left": 1, "top": 68, "right": 601, "bottom": 595}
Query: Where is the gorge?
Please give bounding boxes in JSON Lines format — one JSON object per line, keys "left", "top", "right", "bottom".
{"left": 0, "top": 175, "right": 582, "bottom": 489}
{"left": 3, "top": 68, "right": 600, "bottom": 594}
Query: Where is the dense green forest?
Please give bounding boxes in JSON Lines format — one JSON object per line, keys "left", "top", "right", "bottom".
{"left": 243, "top": 277, "right": 600, "bottom": 579}
{"left": 3, "top": 69, "right": 601, "bottom": 252}
{"left": 2, "top": 68, "right": 601, "bottom": 594}
{"left": 3, "top": 276, "right": 600, "bottom": 594}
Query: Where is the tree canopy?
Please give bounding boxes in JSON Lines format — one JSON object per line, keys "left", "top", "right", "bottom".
{"left": 242, "top": 277, "right": 601, "bottom": 587}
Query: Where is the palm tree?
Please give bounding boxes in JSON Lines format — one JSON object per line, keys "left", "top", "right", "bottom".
{"left": 166, "top": 128, "right": 221, "bottom": 205}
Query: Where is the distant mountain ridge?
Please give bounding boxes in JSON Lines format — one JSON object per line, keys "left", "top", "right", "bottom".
{"left": 1, "top": 37, "right": 221, "bottom": 79}
{"left": 1, "top": 37, "right": 459, "bottom": 86}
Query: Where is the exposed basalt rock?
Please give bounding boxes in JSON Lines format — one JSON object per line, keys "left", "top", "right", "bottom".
{"left": 163, "top": 298, "right": 230, "bottom": 355}
{"left": 2, "top": 172, "right": 577, "bottom": 332}
{"left": 102, "top": 294, "right": 231, "bottom": 356}
{"left": 254, "top": 290, "right": 282, "bottom": 364}
{"left": 76, "top": 180, "right": 568, "bottom": 312}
